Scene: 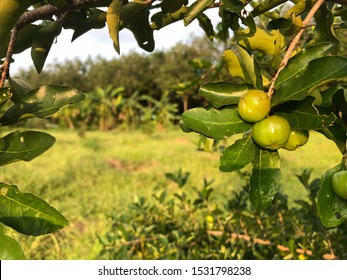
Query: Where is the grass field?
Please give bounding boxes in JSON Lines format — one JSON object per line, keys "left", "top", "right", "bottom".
{"left": 0, "top": 128, "right": 342, "bottom": 259}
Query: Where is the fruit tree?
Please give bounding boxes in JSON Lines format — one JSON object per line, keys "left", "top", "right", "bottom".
{"left": 0, "top": 0, "right": 347, "bottom": 259}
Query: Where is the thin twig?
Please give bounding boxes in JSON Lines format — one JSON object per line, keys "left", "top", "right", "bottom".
{"left": 268, "top": 0, "right": 325, "bottom": 97}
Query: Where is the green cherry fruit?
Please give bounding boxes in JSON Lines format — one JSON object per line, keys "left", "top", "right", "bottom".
{"left": 238, "top": 90, "right": 271, "bottom": 123}
{"left": 283, "top": 129, "right": 309, "bottom": 151}
{"left": 252, "top": 115, "right": 291, "bottom": 150}
{"left": 332, "top": 170, "right": 347, "bottom": 199}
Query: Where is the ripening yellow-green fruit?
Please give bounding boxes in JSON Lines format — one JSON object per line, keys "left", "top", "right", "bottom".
{"left": 238, "top": 90, "right": 271, "bottom": 123}
{"left": 0, "top": 0, "right": 36, "bottom": 57}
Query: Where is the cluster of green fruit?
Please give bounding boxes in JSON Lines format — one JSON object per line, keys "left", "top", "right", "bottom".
{"left": 238, "top": 90, "right": 347, "bottom": 201}
{"left": 238, "top": 90, "right": 309, "bottom": 151}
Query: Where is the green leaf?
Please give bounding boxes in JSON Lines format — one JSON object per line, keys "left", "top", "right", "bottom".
{"left": 184, "top": 0, "right": 215, "bottom": 26}
{"left": 197, "top": 12, "right": 215, "bottom": 41}
{"left": 220, "top": 135, "right": 255, "bottom": 172}
{"left": 317, "top": 163, "right": 347, "bottom": 228}
{"left": 0, "top": 87, "right": 11, "bottom": 109}
{"left": 161, "top": 0, "right": 187, "bottom": 13}
{"left": 120, "top": 1, "right": 149, "bottom": 28}
{"left": 0, "top": 130, "right": 55, "bottom": 166}
{"left": 0, "top": 184, "right": 68, "bottom": 236}
{"left": 13, "top": 24, "right": 41, "bottom": 55}
{"left": 223, "top": 0, "right": 244, "bottom": 13}
{"left": 31, "top": 21, "right": 63, "bottom": 73}
{"left": 223, "top": 45, "right": 263, "bottom": 88}
{"left": 106, "top": 0, "right": 122, "bottom": 54}
{"left": 314, "top": 2, "right": 339, "bottom": 50}
{"left": 179, "top": 119, "right": 193, "bottom": 133}
{"left": 9, "top": 76, "right": 32, "bottom": 103}
{"left": 275, "top": 97, "right": 337, "bottom": 130}
{"left": 0, "top": 234, "right": 25, "bottom": 260}
{"left": 275, "top": 43, "right": 334, "bottom": 89}
{"left": 318, "top": 123, "right": 347, "bottom": 154}
{"left": 150, "top": 6, "right": 187, "bottom": 30}
{"left": 199, "top": 82, "right": 250, "bottom": 108}
{"left": 332, "top": 87, "right": 347, "bottom": 112}
{"left": 0, "top": 85, "right": 86, "bottom": 126}
{"left": 237, "top": 27, "right": 285, "bottom": 56}
{"left": 72, "top": 9, "right": 106, "bottom": 42}
{"left": 251, "top": 0, "right": 287, "bottom": 17}
{"left": 249, "top": 148, "right": 281, "bottom": 211}
{"left": 127, "top": 10, "right": 155, "bottom": 52}
{"left": 181, "top": 106, "right": 252, "bottom": 140}
{"left": 272, "top": 56, "right": 347, "bottom": 106}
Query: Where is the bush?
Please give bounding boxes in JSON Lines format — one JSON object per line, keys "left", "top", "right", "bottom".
{"left": 98, "top": 169, "right": 347, "bottom": 260}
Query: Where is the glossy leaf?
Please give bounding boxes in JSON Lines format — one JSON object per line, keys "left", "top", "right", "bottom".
{"left": 184, "top": 0, "right": 214, "bottom": 26}
{"left": 275, "top": 43, "right": 334, "bottom": 89}
{"left": 181, "top": 106, "right": 252, "bottom": 140}
{"left": 179, "top": 119, "right": 193, "bottom": 133}
{"left": 106, "top": 0, "right": 121, "bottom": 54}
{"left": 0, "top": 85, "right": 86, "bottom": 126}
{"left": 249, "top": 148, "right": 281, "bottom": 211}
{"left": 0, "top": 130, "right": 55, "bottom": 166}
{"left": 220, "top": 135, "right": 255, "bottom": 172}
{"left": 0, "top": 184, "right": 68, "bottom": 236}
{"left": 237, "top": 27, "right": 285, "bottom": 56}
{"left": 272, "top": 56, "right": 347, "bottom": 106}
{"left": 151, "top": 6, "right": 187, "bottom": 30}
{"left": 251, "top": 0, "right": 287, "bottom": 17}
{"left": 0, "top": 87, "right": 11, "bottom": 109}
{"left": 223, "top": 45, "right": 263, "bottom": 88}
{"left": 0, "top": 234, "right": 25, "bottom": 260}
{"left": 275, "top": 97, "right": 336, "bottom": 130}
{"left": 317, "top": 163, "right": 347, "bottom": 228}
{"left": 199, "top": 82, "right": 249, "bottom": 108}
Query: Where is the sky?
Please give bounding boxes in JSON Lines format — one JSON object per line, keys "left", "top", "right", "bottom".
{"left": 10, "top": 5, "right": 220, "bottom": 74}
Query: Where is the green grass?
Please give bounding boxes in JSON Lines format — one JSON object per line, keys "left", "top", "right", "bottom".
{"left": 0, "top": 128, "right": 342, "bottom": 259}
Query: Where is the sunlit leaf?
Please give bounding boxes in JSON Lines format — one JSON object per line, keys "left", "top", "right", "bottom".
{"left": 0, "top": 234, "right": 25, "bottom": 260}
{"left": 249, "top": 148, "right": 281, "bottom": 211}
{"left": 220, "top": 135, "right": 255, "bottom": 172}
{"left": 0, "top": 130, "right": 55, "bottom": 166}
{"left": 106, "top": 0, "right": 122, "bottom": 54}
{"left": 199, "top": 82, "right": 250, "bottom": 108}
{"left": 0, "top": 184, "right": 68, "bottom": 236}
{"left": 272, "top": 56, "right": 347, "bottom": 106}
{"left": 275, "top": 43, "right": 335, "bottom": 89}
{"left": 184, "top": 0, "right": 214, "bottom": 26}
{"left": 0, "top": 85, "right": 85, "bottom": 125}
{"left": 181, "top": 106, "right": 252, "bottom": 140}
{"left": 0, "top": 87, "right": 11, "bottom": 109}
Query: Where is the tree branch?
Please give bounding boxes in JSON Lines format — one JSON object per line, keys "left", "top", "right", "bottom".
{"left": 0, "top": 0, "right": 112, "bottom": 87}
{"left": 268, "top": 0, "right": 326, "bottom": 97}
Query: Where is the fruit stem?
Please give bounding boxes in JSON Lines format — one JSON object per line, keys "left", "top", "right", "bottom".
{"left": 267, "top": 0, "right": 325, "bottom": 98}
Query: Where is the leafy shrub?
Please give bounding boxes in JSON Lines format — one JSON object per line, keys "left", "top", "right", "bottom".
{"left": 98, "top": 169, "right": 347, "bottom": 260}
